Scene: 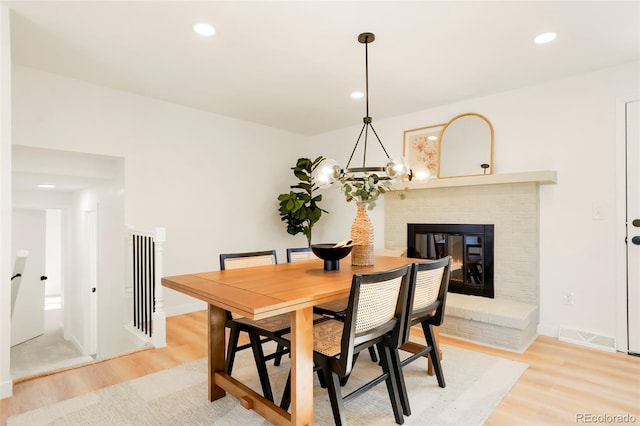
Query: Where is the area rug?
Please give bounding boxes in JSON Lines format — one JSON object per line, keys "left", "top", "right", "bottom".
{"left": 8, "top": 342, "right": 527, "bottom": 425}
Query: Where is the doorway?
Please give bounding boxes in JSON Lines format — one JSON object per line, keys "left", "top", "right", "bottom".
{"left": 10, "top": 208, "right": 92, "bottom": 379}
{"left": 11, "top": 145, "right": 127, "bottom": 378}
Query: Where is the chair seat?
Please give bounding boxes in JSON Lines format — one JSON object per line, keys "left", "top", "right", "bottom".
{"left": 315, "top": 298, "right": 380, "bottom": 364}
{"left": 234, "top": 313, "right": 292, "bottom": 334}
{"left": 314, "top": 298, "right": 348, "bottom": 318}
{"left": 283, "top": 318, "right": 344, "bottom": 357}
{"left": 410, "top": 309, "right": 436, "bottom": 323}
{"left": 235, "top": 313, "right": 326, "bottom": 334}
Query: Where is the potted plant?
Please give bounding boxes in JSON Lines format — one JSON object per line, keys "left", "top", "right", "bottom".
{"left": 339, "top": 173, "right": 401, "bottom": 210}
{"left": 277, "top": 157, "right": 328, "bottom": 247}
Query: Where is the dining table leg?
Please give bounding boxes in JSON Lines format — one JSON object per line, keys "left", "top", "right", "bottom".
{"left": 208, "top": 304, "right": 227, "bottom": 401}
{"left": 290, "top": 306, "right": 314, "bottom": 425}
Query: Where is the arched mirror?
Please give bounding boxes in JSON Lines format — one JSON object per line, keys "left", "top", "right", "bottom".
{"left": 438, "top": 113, "right": 494, "bottom": 178}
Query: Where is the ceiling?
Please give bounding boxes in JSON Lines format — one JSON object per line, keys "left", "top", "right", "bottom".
{"left": 6, "top": 1, "right": 640, "bottom": 194}
{"left": 7, "top": 1, "right": 640, "bottom": 137}
{"left": 12, "top": 145, "right": 123, "bottom": 193}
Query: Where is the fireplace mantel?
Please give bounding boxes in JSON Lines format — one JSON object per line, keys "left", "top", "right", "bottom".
{"left": 390, "top": 170, "right": 557, "bottom": 191}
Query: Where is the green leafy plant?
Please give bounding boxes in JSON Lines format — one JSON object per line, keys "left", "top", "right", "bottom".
{"left": 340, "top": 173, "right": 407, "bottom": 210}
{"left": 277, "top": 157, "right": 328, "bottom": 247}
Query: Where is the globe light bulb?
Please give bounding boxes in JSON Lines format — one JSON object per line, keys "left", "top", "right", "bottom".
{"left": 313, "top": 159, "right": 341, "bottom": 188}
{"left": 395, "top": 159, "right": 410, "bottom": 176}
{"left": 385, "top": 159, "right": 399, "bottom": 178}
{"left": 385, "top": 158, "right": 410, "bottom": 179}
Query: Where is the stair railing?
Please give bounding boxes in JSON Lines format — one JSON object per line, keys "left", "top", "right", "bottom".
{"left": 10, "top": 250, "right": 28, "bottom": 318}
{"left": 126, "top": 227, "right": 166, "bottom": 348}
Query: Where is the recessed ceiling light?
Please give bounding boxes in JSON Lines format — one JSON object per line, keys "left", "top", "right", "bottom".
{"left": 427, "top": 135, "right": 438, "bottom": 141}
{"left": 351, "top": 92, "right": 364, "bottom": 99}
{"left": 193, "top": 23, "right": 216, "bottom": 37}
{"left": 533, "top": 32, "right": 557, "bottom": 44}
{"left": 37, "top": 184, "right": 56, "bottom": 188}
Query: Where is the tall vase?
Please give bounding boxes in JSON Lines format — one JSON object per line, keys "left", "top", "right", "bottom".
{"left": 350, "top": 202, "right": 374, "bottom": 266}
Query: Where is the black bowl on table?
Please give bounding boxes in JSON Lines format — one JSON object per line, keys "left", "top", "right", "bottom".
{"left": 311, "top": 243, "right": 353, "bottom": 271}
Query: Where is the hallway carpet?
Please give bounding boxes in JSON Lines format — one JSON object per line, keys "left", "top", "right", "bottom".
{"left": 10, "top": 308, "right": 93, "bottom": 380}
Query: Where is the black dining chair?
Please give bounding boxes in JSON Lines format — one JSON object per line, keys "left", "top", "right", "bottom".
{"left": 287, "top": 247, "right": 345, "bottom": 320}
{"left": 392, "top": 256, "right": 451, "bottom": 416}
{"left": 221, "top": 249, "right": 327, "bottom": 402}
{"left": 286, "top": 246, "right": 317, "bottom": 263}
{"left": 288, "top": 246, "right": 378, "bottom": 365}
{"left": 219, "top": 250, "right": 287, "bottom": 402}
{"left": 279, "top": 265, "right": 413, "bottom": 425}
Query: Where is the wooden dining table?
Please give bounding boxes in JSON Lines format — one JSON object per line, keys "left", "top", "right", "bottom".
{"left": 161, "top": 255, "right": 425, "bottom": 426}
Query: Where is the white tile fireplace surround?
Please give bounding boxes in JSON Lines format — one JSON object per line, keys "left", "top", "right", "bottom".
{"left": 385, "top": 171, "right": 556, "bottom": 352}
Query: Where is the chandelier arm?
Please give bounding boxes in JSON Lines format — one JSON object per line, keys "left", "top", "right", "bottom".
{"left": 368, "top": 123, "right": 392, "bottom": 160}
{"left": 362, "top": 124, "right": 369, "bottom": 168}
{"left": 345, "top": 122, "right": 368, "bottom": 170}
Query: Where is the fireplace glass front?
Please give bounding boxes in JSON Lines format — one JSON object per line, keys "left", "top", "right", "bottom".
{"left": 407, "top": 224, "right": 494, "bottom": 298}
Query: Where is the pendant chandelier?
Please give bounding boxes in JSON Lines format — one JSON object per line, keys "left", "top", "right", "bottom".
{"left": 314, "top": 32, "right": 412, "bottom": 188}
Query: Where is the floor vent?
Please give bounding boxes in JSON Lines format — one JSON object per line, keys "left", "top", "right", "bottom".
{"left": 558, "top": 326, "right": 616, "bottom": 353}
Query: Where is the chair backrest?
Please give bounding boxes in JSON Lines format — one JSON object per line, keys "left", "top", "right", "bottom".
{"left": 286, "top": 247, "right": 317, "bottom": 263}
{"left": 403, "top": 256, "right": 451, "bottom": 343}
{"left": 338, "top": 265, "right": 412, "bottom": 376}
{"left": 219, "top": 250, "right": 278, "bottom": 270}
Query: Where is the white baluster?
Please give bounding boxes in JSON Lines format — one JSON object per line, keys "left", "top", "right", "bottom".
{"left": 151, "top": 227, "right": 166, "bottom": 348}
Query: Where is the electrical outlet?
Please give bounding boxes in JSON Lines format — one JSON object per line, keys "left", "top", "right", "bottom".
{"left": 592, "top": 204, "right": 603, "bottom": 220}
{"left": 562, "top": 292, "right": 574, "bottom": 305}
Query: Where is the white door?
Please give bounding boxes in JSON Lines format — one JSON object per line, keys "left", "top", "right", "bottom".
{"left": 627, "top": 100, "right": 640, "bottom": 355}
{"left": 11, "top": 209, "right": 46, "bottom": 346}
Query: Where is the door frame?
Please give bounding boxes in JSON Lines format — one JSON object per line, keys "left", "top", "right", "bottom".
{"left": 84, "top": 209, "right": 98, "bottom": 357}
{"left": 616, "top": 94, "right": 640, "bottom": 352}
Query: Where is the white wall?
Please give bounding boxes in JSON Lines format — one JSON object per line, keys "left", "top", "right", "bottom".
{"left": 69, "top": 177, "right": 135, "bottom": 359}
{"left": 11, "top": 65, "right": 309, "bottom": 316}
{"left": 307, "top": 62, "right": 640, "bottom": 342}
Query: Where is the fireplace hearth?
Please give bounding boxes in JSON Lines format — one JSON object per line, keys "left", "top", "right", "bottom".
{"left": 407, "top": 223, "right": 494, "bottom": 298}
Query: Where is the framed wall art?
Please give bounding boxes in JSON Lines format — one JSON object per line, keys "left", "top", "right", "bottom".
{"left": 403, "top": 123, "right": 445, "bottom": 180}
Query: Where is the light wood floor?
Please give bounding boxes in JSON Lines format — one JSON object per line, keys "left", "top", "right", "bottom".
{"left": 1, "top": 310, "right": 639, "bottom": 425}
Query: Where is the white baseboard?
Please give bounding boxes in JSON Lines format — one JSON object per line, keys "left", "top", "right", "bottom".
{"left": 68, "top": 334, "right": 88, "bottom": 357}
{"left": 438, "top": 331, "right": 532, "bottom": 354}
{"left": 0, "top": 377, "right": 12, "bottom": 399}
{"left": 537, "top": 323, "right": 558, "bottom": 337}
{"left": 164, "top": 301, "right": 206, "bottom": 317}
{"left": 124, "top": 324, "right": 151, "bottom": 346}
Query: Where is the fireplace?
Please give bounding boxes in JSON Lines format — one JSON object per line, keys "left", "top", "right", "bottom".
{"left": 407, "top": 223, "right": 494, "bottom": 298}
{"left": 385, "top": 179, "right": 547, "bottom": 351}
